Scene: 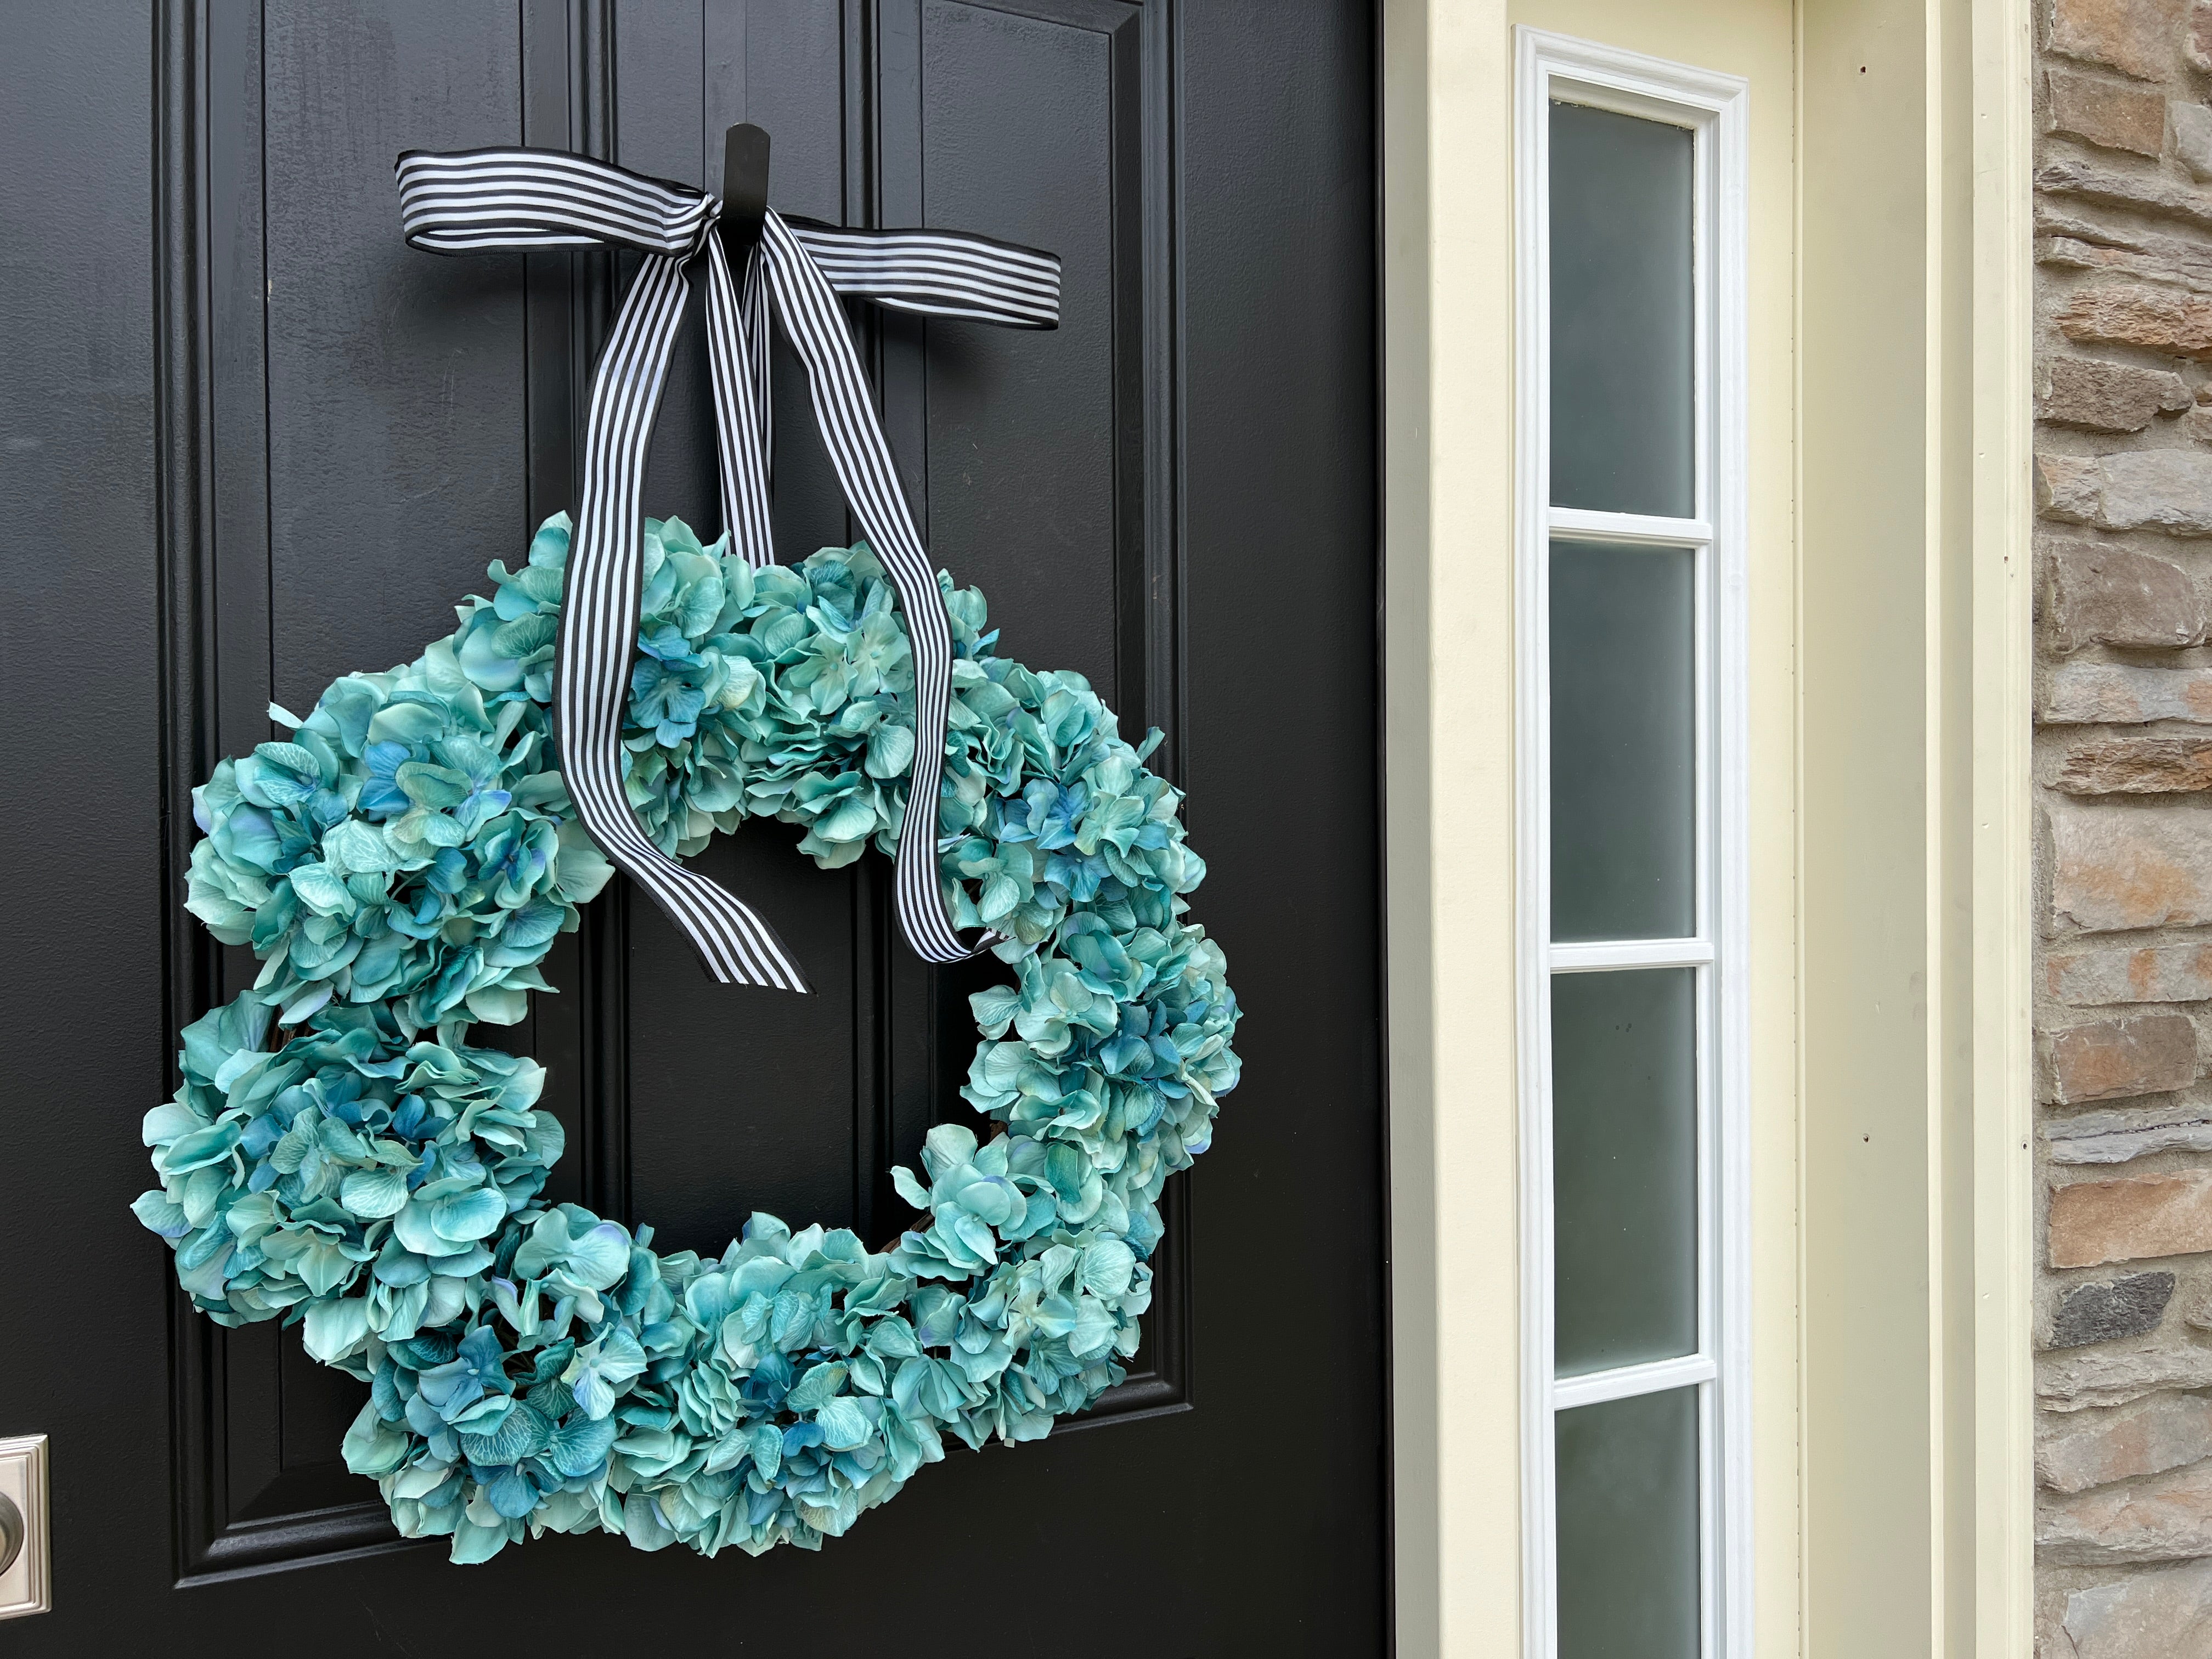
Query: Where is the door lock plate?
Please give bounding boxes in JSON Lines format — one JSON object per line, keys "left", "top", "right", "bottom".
{"left": 0, "top": 1435, "right": 49, "bottom": 1620}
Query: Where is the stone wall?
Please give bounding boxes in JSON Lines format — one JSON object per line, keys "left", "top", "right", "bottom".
{"left": 2036, "top": 1, "right": 2212, "bottom": 1651}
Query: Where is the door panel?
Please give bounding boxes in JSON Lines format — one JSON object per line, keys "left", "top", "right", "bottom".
{"left": 0, "top": 0, "right": 1383, "bottom": 1650}
{"left": 912, "top": 0, "right": 1137, "bottom": 698}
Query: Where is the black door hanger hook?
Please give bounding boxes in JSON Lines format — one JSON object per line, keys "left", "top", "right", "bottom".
{"left": 719, "top": 123, "right": 771, "bottom": 263}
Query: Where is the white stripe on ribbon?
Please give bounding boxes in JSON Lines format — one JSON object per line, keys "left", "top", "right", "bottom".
{"left": 394, "top": 145, "right": 1062, "bottom": 990}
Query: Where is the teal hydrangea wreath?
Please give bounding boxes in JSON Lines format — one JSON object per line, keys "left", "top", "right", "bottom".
{"left": 137, "top": 514, "right": 1239, "bottom": 1562}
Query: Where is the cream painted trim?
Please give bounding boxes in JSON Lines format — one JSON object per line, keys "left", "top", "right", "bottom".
{"left": 1967, "top": 0, "right": 2034, "bottom": 1646}
{"left": 1383, "top": 2, "right": 1521, "bottom": 1656}
{"left": 1795, "top": 0, "right": 2034, "bottom": 1649}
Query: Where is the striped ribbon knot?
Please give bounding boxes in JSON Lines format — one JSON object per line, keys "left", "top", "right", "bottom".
{"left": 394, "top": 146, "right": 1061, "bottom": 993}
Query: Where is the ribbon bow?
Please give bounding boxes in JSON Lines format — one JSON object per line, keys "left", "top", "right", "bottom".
{"left": 394, "top": 145, "right": 1060, "bottom": 993}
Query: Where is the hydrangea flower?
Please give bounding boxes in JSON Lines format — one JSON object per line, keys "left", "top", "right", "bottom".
{"left": 144, "top": 513, "right": 1239, "bottom": 1561}
{"left": 137, "top": 995, "right": 560, "bottom": 1339}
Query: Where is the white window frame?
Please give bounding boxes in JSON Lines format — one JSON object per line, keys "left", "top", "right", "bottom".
{"left": 1513, "top": 28, "right": 1751, "bottom": 1659}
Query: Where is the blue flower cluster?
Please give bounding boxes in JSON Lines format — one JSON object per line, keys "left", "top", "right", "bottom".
{"left": 137, "top": 996, "right": 559, "bottom": 1340}
{"left": 142, "top": 515, "right": 1239, "bottom": 1560}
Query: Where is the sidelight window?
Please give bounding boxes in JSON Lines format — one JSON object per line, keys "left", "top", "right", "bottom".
{"left": 1514, "top": 31, "right": 1751, "bottom": 1659}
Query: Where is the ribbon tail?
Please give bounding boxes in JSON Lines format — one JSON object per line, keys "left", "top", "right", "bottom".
{"left": 743, "top": 249, "right": 775, "bottom": 496}
{"left": 558, "top": 249, "right": 812, "bottom": 993}
{"left": 758, "top": 210, "right": 989, "bottom": 967}
{"left": 703, "top": 234, "right": 777, "bottom": 571}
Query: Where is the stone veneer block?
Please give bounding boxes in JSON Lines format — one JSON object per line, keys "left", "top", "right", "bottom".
{"left": 2047, "top": 543, "right": 2206, "bottom": 649}
{"left": 2039, "top": 1385, "right": 2211, "bottom": 1492}
{"left": 2039, "top": 228, "right": 2212, "bottom": 288}
{"left": 2049, "top": 1104, "right": 2212, "bottom": 1163}
{"left": 2044, "top": 663, "right": 2212, "bottom": 724}
{"left": 2051, "top": 1171, "right": 2212, "bottom": 1268}
{"left": 2050, "top": 804, "right": 2212, "bottom": 933}
{"left": 2179, "top": 98, "right": 2212, "bottom": 180}
{"left": 2045, "top": 1013, "right": 2200, "bottom": 1103}
{"left": 2061, "top": 1556, "right": 2212, "bottom": 1657}
{"left": 2042, "top": 1339, "right": 2212, "bottom": 1409}
{"left": 2041, "top": 1457, "right": 2212, "bottom": 1564}
{"left": 2040, "top": 453, "right": 2212, "bottom": 539}
{"left": 2049, "top": 0, "right": 2186, "bottom": 80}
{"left": 2049, "top": 1272, "right": 2180, "bottom": 1351}
{"left": 2058, "top": 736, "right": 2212, "bottom": 794}
{"left": 2039, "top": 355, "right": 2191, "bottom": 431}
{"left": 2040, "top": 157, "right": 2212, "bottom": 232}
{"left": 2049, "top": 943, "right": 2212, "bottom": 1005}
{"left": 2060, "top": 284, "right": 2212, "bottom": 357}
{"left": 2047, "top": 69, "right": 2170, "bottom": 154}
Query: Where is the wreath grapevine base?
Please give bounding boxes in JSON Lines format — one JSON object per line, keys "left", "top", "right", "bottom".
{"left": 138, "top": 514, "right": 1239, "bottom": 1562}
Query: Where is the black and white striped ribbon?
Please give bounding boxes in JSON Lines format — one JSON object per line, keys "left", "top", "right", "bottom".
{"left": 395, "top": 145, "right": 1060, "bottom": 991}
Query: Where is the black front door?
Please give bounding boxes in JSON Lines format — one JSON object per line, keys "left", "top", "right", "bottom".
{"left": 0, "top": 2, "right": 1381, "bottom": 1652}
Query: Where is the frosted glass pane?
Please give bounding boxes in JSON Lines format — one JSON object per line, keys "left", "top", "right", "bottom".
{"left": 1552, "top": 968, "right": 1697, "bottom": 1376}
{"left": 1550, "top": 540, "right": 1695, "bottom": 942}
{"left": 1549, "top": 100, "right": 1694, "bottom": 517}
{"left": 1556, "top": 1387, "right": 1701, "bottom": 1659}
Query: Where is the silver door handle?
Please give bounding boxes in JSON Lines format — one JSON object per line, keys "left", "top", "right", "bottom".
{"left": 0, "top": 1493, "right": 20, "bottom": 1578}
